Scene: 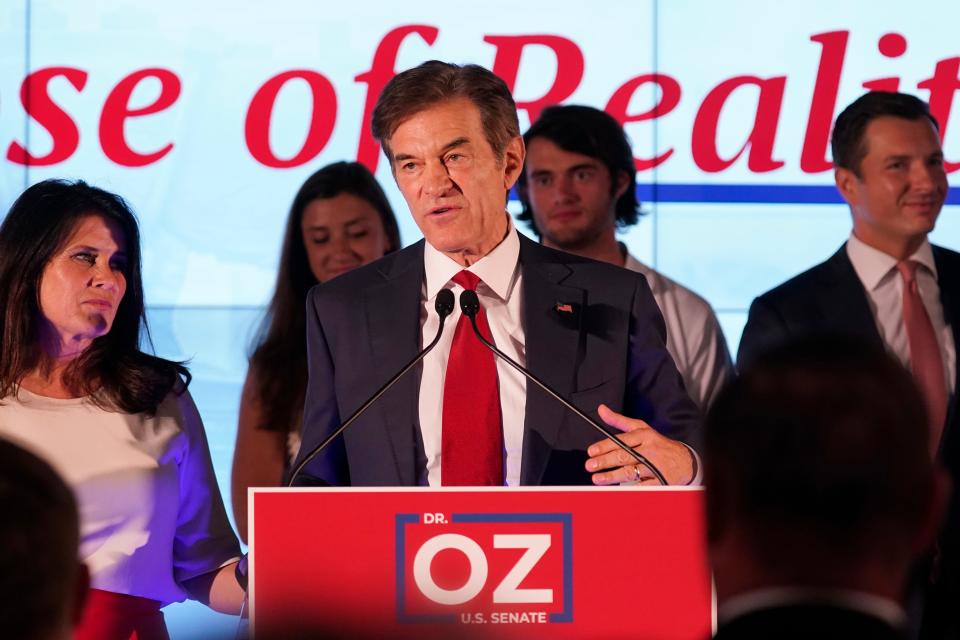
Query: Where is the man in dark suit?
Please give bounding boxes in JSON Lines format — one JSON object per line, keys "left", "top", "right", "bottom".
{"left": 737, "top": 91, "right": 959, "bottom": 637}
{"left": 292, "top": 60, "right": 700, "bottom": 488}
{"left": 707, "top": 337, "right": 948, "bottom": 640}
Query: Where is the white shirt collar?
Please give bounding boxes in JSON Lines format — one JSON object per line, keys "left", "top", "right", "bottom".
{"left": 622, "top": 249, "right": 659, "bottom": 288}
{"left": 423, "top": 214, "right": 520, "bottom": 301}
{"left": 622, "top": 249, "right": 644, "bottom": 274}
{"left": 719, "top": 586, "right": 906, "bottom": 629}
{"left": 846, "top": 232, "right": 938, "bottom": 292}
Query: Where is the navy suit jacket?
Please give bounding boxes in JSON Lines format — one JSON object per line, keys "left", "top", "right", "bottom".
{"left": 737, "top": 242, "right": 960, "bottom": 638}
{"left": 293, "top": 233, "right": 700, "bottom": 487}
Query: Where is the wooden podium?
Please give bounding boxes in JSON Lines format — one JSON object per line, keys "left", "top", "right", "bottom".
{"left": 249, "top": 486, "right": 712, "bottom": 639}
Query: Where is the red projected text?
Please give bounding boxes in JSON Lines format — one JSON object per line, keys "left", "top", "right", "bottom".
{"left": 4, "top": 27, "right": 958, "bottom": 173}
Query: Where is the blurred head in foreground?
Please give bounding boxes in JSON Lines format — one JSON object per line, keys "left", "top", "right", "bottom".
{"left": 0, "top": 437, "right": 87, "bottom": 640}
{"left": 705, "top": 335, "right": 948, "bottom": 603}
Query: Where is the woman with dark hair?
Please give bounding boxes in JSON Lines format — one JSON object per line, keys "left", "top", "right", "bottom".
{"left": 0, "top": 179, "right": 244, "bottom": 639}
{"left": 231, "top": 161, "right": 400, "bottom": 541}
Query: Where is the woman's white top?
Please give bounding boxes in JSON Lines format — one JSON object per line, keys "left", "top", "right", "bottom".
{"left": 0, "top": 387, "right": 240, "bottom": 605}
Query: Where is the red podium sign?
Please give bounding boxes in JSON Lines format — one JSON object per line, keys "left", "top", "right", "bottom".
{"left": 250, "top": 487, "right": 711, "bottom": 639}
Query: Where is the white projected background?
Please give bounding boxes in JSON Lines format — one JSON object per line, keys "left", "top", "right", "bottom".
{"left": 1, "top": 1, "right": 958, "bottom": 637}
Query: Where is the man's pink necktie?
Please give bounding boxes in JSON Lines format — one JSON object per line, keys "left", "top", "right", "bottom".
{"left": 897, "top": 260, "right": 948, "bottom": 456}
{"left": 441, "top": 270, "right": 504, "bottom": 485}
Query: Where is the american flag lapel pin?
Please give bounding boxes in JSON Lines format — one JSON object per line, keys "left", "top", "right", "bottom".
{"left": 555, "top": 302, "right": 574, "bottom": 314}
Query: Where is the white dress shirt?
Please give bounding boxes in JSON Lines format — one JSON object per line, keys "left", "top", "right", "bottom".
{"left": 719, "top": 587, "right": 906, "bottom": 630}
{"left": 624, "top": 251, "right": 734, "bottom": 409}
{"left": 418, "top": 221, "right": 527, "bottom": 486}
{"left": 846, "top": 233, "right": 956, "bottom": 396}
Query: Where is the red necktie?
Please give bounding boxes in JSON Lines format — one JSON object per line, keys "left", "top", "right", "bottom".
{"left": 897, "top": 260, "right": 948, "bottom": 456}
{"left": 441, "top": 271, "right": 504, "bottom": 485}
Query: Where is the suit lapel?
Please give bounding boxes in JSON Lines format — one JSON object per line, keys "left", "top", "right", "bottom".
{"left": 361, "top": 242, "right": 425, "bottom": 485}
{"left": 819, "top": 246, "right": 885, "bottom": 348}
{"left": 518, "top": 238, "right": 586, "bottom": 485}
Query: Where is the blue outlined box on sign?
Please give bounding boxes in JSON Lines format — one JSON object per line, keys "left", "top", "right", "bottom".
{"left": 395, "top": 512, "right": 574, "bottom": 625}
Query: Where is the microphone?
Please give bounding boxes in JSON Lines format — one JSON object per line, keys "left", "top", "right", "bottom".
{"left": 459, "top": 289, "right": 668, "bottom": 485}
{"left": 287, "top": 288, "right": 456, "bottom": 486}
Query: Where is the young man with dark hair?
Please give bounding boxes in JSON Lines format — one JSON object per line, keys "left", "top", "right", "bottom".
{"left": 517, "top": 105, "right": 733, "bottom": 409}
{"left": 737, "top": 91, "right": 960, "bottom": 638}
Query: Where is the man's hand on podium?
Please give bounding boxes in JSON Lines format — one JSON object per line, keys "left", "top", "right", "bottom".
{"left": 584, "top": 404, "right": 695, "bottom": 486}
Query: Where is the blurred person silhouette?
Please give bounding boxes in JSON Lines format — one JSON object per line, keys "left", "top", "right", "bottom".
{"left": 231, "top": 161, "right": 401, "bottom": 541}
{"left": 0, "top": 179, "right": 244, "bottom": 640}
{"left": 0, "top": 437, "right": 87, "bottom": 640}
{"left": 706, "top": 336, "right": 949, "bottom": 639}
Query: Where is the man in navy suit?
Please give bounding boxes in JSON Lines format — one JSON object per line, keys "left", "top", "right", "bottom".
{"left": 738, "top": 91, "right": 960, "bottom": 637}
{"left": 293, "top": 61, "right": 700, "bottom": 488}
